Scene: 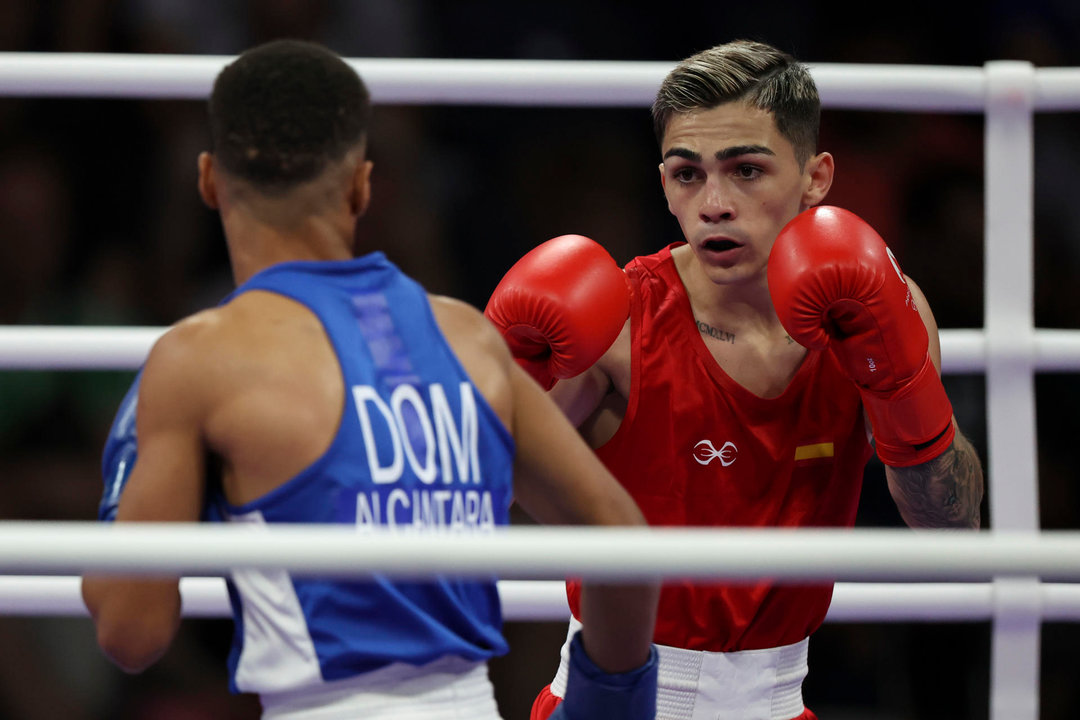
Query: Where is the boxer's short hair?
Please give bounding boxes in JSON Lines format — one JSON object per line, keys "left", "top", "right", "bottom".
{"left": 209, "top": 39, "right": 371, "bottom": 191}
{"left": 652, "top": 40, "right": 820, "bottom": 167}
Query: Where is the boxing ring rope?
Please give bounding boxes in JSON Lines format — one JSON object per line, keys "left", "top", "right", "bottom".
{"left": 8, "top": 575, "right": 1080, "bottom": 623}
{"left": 2, "top": 525, "right": 1080, "bottom": 617}
{"left": 1, "top": 53, "right": 1080, "bottom": 108}
{"left": 2, "top": 325, "right": 1080, "bottom": 372}
{"left": 0, "top": 53, "right": 1077, "bottom": 719}
{"left": 6, "top": 524, "right": 1080, "bottom": 579}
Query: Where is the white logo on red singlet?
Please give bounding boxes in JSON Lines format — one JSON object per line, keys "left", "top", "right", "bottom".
{"left": 693, "top": 440, "right": 737, "bottom": 467}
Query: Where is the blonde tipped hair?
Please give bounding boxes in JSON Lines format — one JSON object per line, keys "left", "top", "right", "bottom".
{"left": 652, "top": 40, "right": 820, "bottom": 166}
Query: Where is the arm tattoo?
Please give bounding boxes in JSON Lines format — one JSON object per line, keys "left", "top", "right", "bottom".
{"left": 885, "top": 431, "right": 984, "bottom": 529}
{"left": 696, "top": 321, "right": 735, "bottom": 344}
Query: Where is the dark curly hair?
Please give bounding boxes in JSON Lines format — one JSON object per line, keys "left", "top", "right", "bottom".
{"left": 208, "top": 39, "right": 372, "bottom": 192}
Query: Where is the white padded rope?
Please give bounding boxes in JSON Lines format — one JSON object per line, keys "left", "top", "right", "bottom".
{"left": 0, "top": 53, "right": 1077, "bottom": 110}
{"left": 7, "top": 523, "right": 1080, "bottom": 581}
{"left": 2, "top": 326, "right": 1079, "bottom": 372}
{"left": 5, "top": 576, "right": 1080, "bottom": 622}
{"left": 0, "top": 326, "right": 164, "bottom": 369}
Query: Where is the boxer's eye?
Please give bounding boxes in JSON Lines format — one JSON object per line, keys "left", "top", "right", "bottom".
{"left": 735, "top": 164, "right": 762, "bottom": 181}
{"left": 673, "top": 167, "right": 699, "bottom": 183}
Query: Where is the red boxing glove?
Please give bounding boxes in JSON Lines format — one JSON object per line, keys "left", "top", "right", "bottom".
{"left": 484, "top": 235, "right": 630, "bottom": 390}
{"left": 767, "top": 206, "right": 954, "bottom": 467}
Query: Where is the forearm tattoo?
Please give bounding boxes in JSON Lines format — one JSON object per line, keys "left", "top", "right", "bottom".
{"left": 886, "top": 431, "right": 984, "bottom": 529}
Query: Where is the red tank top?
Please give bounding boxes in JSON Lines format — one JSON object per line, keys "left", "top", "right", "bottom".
{"left": 568, "top": 244, "right": 873, "bottom": 651}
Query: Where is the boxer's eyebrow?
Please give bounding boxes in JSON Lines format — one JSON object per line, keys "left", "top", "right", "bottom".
{"left": 662, "top": 144, "right": 775, "bottom": 162}
{"left": 663, "top": 147, "right": 700, "bottom": 162}
{"left": 716, "top": 144, "right": 774, "bottom": 160}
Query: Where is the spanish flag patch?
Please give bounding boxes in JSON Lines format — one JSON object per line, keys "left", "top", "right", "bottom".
{"left": 794, "top": 442, "right": 834, "bottom": 462}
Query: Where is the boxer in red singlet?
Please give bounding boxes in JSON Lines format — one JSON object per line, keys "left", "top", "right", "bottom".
{"left": 485, "top": 39, "right": 985, "bottom": 720}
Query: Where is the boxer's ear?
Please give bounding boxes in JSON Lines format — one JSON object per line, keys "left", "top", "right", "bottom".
{"left": 197, "top": 152, "right": 219, "bottom": 210}
{"left": 352, "top": 159, "right": 373, "bottom": 217}
{"left": 800, "top": 152, "right": 834, "bottom": 209}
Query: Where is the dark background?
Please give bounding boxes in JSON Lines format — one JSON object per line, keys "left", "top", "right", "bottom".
{"left": 0, "top": 0, "right": 1078, "bottom": 718}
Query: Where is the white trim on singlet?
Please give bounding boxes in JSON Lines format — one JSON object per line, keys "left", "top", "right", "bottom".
{"left": 229, "top": 510, "right": 322, "bottom": 694}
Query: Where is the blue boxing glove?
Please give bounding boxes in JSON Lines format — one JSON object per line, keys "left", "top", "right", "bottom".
{"left": 98, "top": 372, "right": 143, "bottom": 522}
{"left": 551, "top": 631, "right": 658, "bottom": 720}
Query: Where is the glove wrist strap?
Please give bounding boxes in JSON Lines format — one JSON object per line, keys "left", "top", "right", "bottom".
{"left": 860, "top": 353, "right": 955, "bottom": 467}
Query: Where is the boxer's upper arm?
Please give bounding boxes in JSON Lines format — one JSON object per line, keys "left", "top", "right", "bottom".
{"left": 548, "top": 363, "right": 613, "bottom": 428}
{"left": 117, "top": 325, "right": 211, "bottom": 524}
{"left": 548, "top": 318, "right": 628, "bottom": 428}
{"left": 509, "top": 359, "right": 644, "bottom": 528}
{"left": 83, "top": 318, "right": 216, "bottom": 673}
{"left": 426, "top": 295, "right": 643, "bottom": 527}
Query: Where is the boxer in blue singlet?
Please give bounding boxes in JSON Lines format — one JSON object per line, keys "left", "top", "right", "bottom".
{"left": 83, "top": 39, "right": 658, "bottom": 720}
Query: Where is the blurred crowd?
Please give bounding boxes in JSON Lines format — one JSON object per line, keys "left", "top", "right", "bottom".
{"left": 0, "top": 0, "right": 1079, "bottom": 718}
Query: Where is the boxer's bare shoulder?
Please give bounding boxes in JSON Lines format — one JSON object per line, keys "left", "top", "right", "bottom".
{"left": 428, "top": 294, "right": 514, "bottom": 426}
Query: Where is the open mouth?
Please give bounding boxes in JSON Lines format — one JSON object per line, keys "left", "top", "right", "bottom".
{"left": 703, "top": 239, "right": 740, "bottom": 252}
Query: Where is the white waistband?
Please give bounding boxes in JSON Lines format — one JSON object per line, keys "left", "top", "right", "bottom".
{"left": 260, "top": 656, "right": 502, "bottom": 720}
{"left": 551, "top": 617, "right": 808, "bottom": 720}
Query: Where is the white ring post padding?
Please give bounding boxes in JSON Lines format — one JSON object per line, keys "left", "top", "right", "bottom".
{"left": 3, "top": 326, "right": 1080, "bottom": 372}
{"left": 985, "top": 60, "right": 1041, "bottom": 720}
{"left": 5, "top": 523, "right": 1080, "bottom": 580}
{"left": 3, "top": 576, "right": 1080, "bottom": 622}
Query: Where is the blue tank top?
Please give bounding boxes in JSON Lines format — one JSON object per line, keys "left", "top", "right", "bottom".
{"left": 99, "top": 252, "right": 515, "bottom": 696}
